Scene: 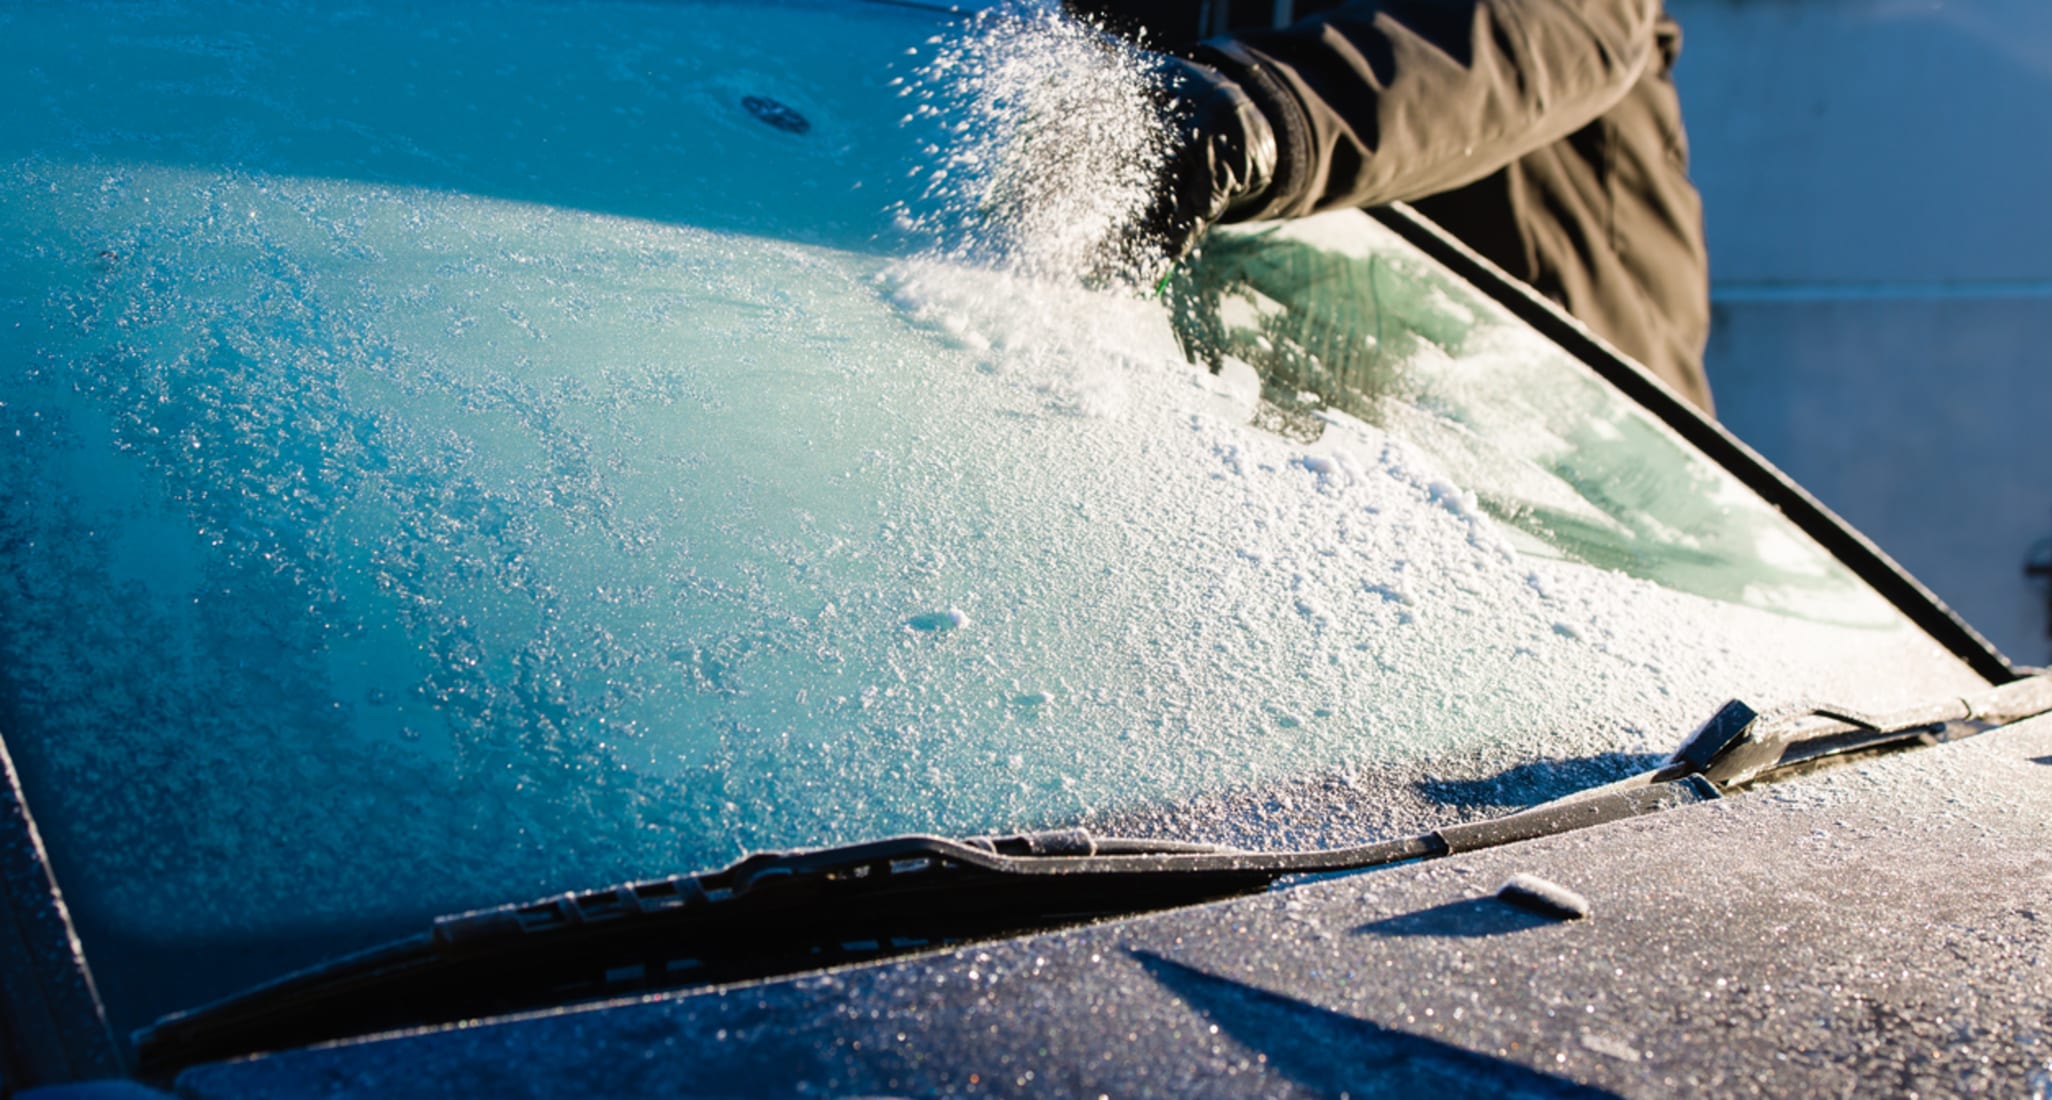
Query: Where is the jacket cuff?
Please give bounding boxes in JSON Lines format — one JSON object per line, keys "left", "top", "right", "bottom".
{"left": 1188, "top": 39, "right": 1314, "bottom": 222}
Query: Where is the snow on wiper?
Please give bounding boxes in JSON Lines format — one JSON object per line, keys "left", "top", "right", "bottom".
{"left": 135, "top": 673, "right": 2052, "bottom": 1075}
{"left": 134, "top": 782, "right": 1721, "bottom": 1073}
{"left": 1661, "top": 670, "right": 2052, "bottom": 790}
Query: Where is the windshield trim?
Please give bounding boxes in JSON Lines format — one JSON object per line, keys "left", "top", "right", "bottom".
{"left": 1366, "top": 202, "right": 2018, "bottom": 686}
{"left": 0, "top": 734, "right": 119, "bottom": 1083}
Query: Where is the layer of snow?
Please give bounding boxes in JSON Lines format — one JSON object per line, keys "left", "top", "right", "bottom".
{"left": 0, "top": 0, "right": 1986, "bottom": 958}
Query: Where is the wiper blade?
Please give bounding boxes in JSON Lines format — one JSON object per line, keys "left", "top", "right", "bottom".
{"left": 135, "top": 674, "right": 2052, "bottom": 1074}
{"left": 134, "top": 783, "right": 1717, "bottom": 1073}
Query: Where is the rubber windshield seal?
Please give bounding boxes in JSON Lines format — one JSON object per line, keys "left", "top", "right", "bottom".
{"left": 1364, "top": 202, "right": 2017, "bottom": 685}
{"left": 0, "top": 733, "right": 121, "bottom": 1084}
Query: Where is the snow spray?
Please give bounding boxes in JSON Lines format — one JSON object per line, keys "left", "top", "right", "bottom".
{"left": 891, "top": 3, "right": 1174, "bottom": 287}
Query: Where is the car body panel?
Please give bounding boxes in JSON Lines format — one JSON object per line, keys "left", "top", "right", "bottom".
{"left": 172, "top": 713, "right": 2052, "bottom": 1098}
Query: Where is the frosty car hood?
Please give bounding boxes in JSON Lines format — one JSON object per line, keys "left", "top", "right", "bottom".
{"left": 174, "top": 713, "right": 2052, "bottom": 1098}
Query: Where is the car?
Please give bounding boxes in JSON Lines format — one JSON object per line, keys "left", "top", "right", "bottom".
{"left": 2, "top": 0, "right": 2049, "bottom": 1096}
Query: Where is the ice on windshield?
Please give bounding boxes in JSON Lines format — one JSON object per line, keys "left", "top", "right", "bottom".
{"left": 0, "top": 0, "right": 1987, "bottom": 1034}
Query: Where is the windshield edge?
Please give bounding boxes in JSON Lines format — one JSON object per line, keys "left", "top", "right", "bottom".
{"left": 0, "top": 731, "right": 120, "bottom": 1083}
{"left": 1367, "top": 202, "right": 2017, "bottom": 685}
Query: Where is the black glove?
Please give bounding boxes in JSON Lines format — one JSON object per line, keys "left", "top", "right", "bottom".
{"left": 1139, "top": 53, "right": 1280, "bottom": 265}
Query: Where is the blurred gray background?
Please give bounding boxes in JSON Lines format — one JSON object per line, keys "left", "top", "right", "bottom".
{"left": 1669, "top": 0, "right": 2052, "bottom": 664}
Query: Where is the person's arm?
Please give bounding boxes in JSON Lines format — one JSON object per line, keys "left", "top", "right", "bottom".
{"left": 1195, "top": 0, "right": 1664, "bottom": 221}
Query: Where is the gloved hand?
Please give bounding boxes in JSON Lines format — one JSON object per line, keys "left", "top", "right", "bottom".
{"left": 1137, "top": 53, "right": 1280, "bottom": 265}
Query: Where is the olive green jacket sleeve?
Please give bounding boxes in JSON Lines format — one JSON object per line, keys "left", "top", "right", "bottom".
{"left": 1197, "top": 0, "right": 1664, "bottom": 218}
{"left": 1191, "top": 0, "right": 1713, "bottom": 413}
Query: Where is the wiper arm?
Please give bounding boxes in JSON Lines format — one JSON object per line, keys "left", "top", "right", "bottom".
{"left": 135, "top": 783, "right": 1718, "bottom": 1073}
{"left": 1662, "top": 671, "right": 2052, "bottom": 790}
{"left": 137, "top": 674, "right": 2052, "bottom": 1075}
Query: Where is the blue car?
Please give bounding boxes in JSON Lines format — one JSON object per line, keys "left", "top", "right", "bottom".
{"left": 3, "top": 2, "right": 2048, "bottom": 1097}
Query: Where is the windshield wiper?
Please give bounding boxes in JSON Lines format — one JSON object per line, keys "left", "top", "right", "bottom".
{"left": 134, "top": 673, "right": 2052, "bottom": 1075}
{"left": 133, "top": 783, "right": 1713, "bottom": 1072}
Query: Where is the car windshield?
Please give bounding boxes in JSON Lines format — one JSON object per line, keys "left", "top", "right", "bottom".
{"left": 0, "top": 0, "right": 1988, "bottom": 1042}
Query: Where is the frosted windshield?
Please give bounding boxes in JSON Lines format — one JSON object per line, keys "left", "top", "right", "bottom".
{"left": 0, "top": 0, "right": 1984, "bottom": 1035}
